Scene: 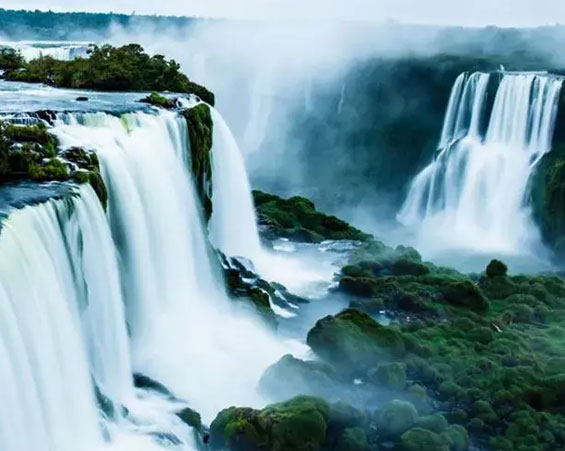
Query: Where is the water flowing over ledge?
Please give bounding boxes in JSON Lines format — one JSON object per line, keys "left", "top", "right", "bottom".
{"left": 397, "top": 71, "right": 563, "bottom": 257}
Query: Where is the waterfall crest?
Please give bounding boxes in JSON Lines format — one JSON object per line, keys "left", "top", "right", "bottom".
{"left": 53, "top": 109, "right": 293, "bottom": 422}
{"left": 398, "top": 72, "right": 563, "bottom": 254}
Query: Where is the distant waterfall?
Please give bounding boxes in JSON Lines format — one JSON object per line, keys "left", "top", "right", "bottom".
{"left": 398, "top": 72, "right": 563, "bottom": 253}
{"left": 53, "top": 109, "right": 291, "bottom": 422}
{"left": 0, "top": 41, "right": 89, "bottom": 61}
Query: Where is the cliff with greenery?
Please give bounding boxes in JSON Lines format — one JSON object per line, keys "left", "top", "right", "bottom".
{"left": 182, "top": 104, "right": 214, "bottom": 221}
{"left": 3, "top": 44, "right": 215, "bottom": 104}
{"left": 0, "top": 121, "right": 107, "bottom": 207}
{"left": 253, "top": 190, "right": 372, "bottom": 243}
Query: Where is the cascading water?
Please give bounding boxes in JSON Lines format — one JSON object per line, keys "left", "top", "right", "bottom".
{"left": 52, "top": 109, "right": 299, "bottom": 422}
{"left": 0, "top": 41, "right": 89, "bottom": 61}
{"left": 0, "top": 184, "right": 195, "bottom": 451}
{"left": 397, "top": 71, "right": 563, "bottom": 255}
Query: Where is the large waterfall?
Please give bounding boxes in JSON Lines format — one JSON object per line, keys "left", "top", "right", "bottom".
{"left": 52, "top": 109, "right": 294, "bottom": 423}
{"left": 0, "top": 184, "right": 196, "bottom": 451}
{"left": 398, "top": 72, "right": 563, "bottom": 255}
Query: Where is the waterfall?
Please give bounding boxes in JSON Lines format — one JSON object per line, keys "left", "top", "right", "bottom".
{"left": 208, "top": 107, "right": 263, "bottom": 260}
{"left": 397, "top": 72, "right": 563, "bottom": 254}
{"left": 0, "top": 183, "right": 197, "bottom": 451}
{"left": 1, "top": 41, "right": 89, "bottom": 61}
{"left": 52, "top": 109, "right": 294, "bottom": 422}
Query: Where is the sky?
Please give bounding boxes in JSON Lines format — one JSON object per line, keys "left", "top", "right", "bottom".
{"left": 0, "top": 0, "right": 563, "bottom": 27}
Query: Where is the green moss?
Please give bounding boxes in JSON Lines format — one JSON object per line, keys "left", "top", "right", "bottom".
{"left": 375, "top": 400, "right": 418, "bottom": 438}
{"left": 141, "top": 92, "right": 176, "bottom": 109}
{"left": 182, "top": 104, "right": 213, "bottom": 221}
{"left": 369, "top": 362, "right": 407, "bottom": 390}
{"left": 176, "top": 406, "right": 202, "bottom": 432}
{"left": 28, "top": 158, "right": 69, "bottom": 181}
{"left": 416, "top": 413, "right": 448, "bottom": 433}
{"left": 307, "top": 308, "right": 405, "bottom": 372}
{"left": 442, "top": 280, "right": 489, "bottom": 311}
{"left": 335, "top": 428, "right": 368, "bottom": 451}
{"left": 486, "top": 259, "right": 508, "bottom": 277}
{"left": 210, "top": 396, "right": 331, "bottom": 451}
{"left": 252, "top": 190, "right": 372, "bottom": 243}
{"left": 400, "top": 427, "right": 449, "bottom": 451}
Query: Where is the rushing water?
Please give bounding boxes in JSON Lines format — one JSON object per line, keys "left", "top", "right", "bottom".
{"left": 0, "top": 184, "right": 197, "bottom": 451}
{"left": 398, "top": 72, "right": 563, "bottom": 260}
{"left": 51, "top": 109, "right": 301, "bottom": 423}
{"left": 0, "top": 41, "right": 90, "bottom": 61}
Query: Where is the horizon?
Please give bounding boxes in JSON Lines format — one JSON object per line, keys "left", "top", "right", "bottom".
{"left": 0, "top": 1, "right": 563, "bottom": 28}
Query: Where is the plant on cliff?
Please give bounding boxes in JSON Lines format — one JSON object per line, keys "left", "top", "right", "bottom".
{"left": 252, "top": 190, "right": 373, "bottom": 243}
{"left": 182, "top": 104, "right": 214, "bottom": 221}
{"left": 5, "top": 44, "right": 215, "bottom": 104}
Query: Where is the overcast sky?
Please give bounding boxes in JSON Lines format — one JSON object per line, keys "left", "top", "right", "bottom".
{"left": 0, "top": 0, "right": 563, "bottom": 27}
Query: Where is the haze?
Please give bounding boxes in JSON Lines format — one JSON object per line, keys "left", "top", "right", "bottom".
{"left": 0, "top": 0, "right": 563, "bottom": 27}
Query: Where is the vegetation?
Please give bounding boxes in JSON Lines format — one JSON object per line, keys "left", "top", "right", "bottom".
{"left": 141, "top": 92, "right": 176, "bottom": 109}
{"left": 0, "top": 48, "right": 25, "bottom": 71}
{"left": 252, "top": 190, "right": 373, "bottom": 243}
{"left": 209, "top": 395, "right": 467, "bottom": 451}
{"left": 297, "top": 238, "right": 565, "bottom": 450}
{"left": 4, "top": 44, "right": 215, "bottom": 104}
{"left": 0, "top": 121, "right": 107, "bottom": 207}
{"left": 182, "top": 104, "right": 214, "bottom": 221}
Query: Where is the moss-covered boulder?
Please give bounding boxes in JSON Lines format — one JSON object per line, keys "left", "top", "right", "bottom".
{"left": 400, "top": 427, "right": 449, "bottom": 451}
{"left": 141, "top": 92, "right": 175, "bottom": 109}
{"left": 486, "top": 259, "right": 508, "bottom": 278}
{"left": 176, "top": 406, "right": 202, "bottom": 432}
{"left": 209, "top": 396, "right": 331, "bottom": 451}
{"left": 259, "top": 354, "right": 339, "bottom": 400}
{"left": 375, "top": 400, "right": 418, "bottom": 438}
{"left": 182, "top": 104, "right": 213, "bottom": 221}
{"left": 442, "top": 280, "right": 489, "bottom": 311}
{"left": 334, "top": 428, "right": 368, "bottom": 451}
{"left": 252, "top": 190, "right": 372, "bottom": 243}
{"left": 307, "top": 308, "right": 405, "bottom": 372}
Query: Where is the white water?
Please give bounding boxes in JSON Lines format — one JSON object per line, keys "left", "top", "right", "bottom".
{"left": 398, "top": 72, "right": 563, "bottom": 256}
{"left": 1, "top": 41, "right": 89, "bottom": 61}
{"left": 0, "top": 184, "right": 195, "bottom": 451}
{"left": 52, "top": 109, "right": 301, "bottom": 422}
{"left": 207, "top": 107, "right": 339, "bottom": 299}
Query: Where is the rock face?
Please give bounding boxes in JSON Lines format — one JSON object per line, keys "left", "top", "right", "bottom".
{"left": 182, "top": 104, "right": 214, "bottom": 222}
{"left": 0, "top": 122, "right": 108, "bottom": 207}
{"left": 252, "top": 190, "right": 372, "bottom": 243}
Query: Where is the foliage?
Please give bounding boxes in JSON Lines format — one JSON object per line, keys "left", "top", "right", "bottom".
{"left": 182, "top": 104, "right": 214, "bottom": 221}
{"left": 253, "top": 190, "right": 373, "bottom": 243}
{"left": 5, "top": 44, "right": 215, "bottom": 104}
{"left": 0, "top": 47, "right": 24, "bottom": 71}
{"left": 141, "top": 92, "right": 176, "bottom": 109}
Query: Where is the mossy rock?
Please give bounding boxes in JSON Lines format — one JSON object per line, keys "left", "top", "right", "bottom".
{"left": 182, "top": 104, "right": 213, "bottom": 221}
{"left": 442, "top": 280, "right": 489, "bottom": 311}
{"left": 375, "top": 400, "right": 418, "bottom": 438}
{"left": 141, "top": 92, "right": 175, "bottom": 109}
{"left": 29, "top": 158, "right": 69, "bottom": 181}
{"left": 335, "top": 427, "right": 368, "bottom": 451}
{"left": 368, "top": 362, "right": 407, "bottom": 390}
{"left": 210, "top": 396, "right": 330, "bottom": 451}
{"left": 252, "top": 190, "right": 372, "bottom": 243}
{"left": 176, "top": 406, "right": 202, "bottom": 432}
{"left": 416, "top": 413, "right": 448, "bottom": 433}
{"left": 486, "top": 259, "right": 508, "bottom": 277}
{"left": 392, "top": 258, "right": 431, "bottom": 276}
{"left": 259, "top": 354, "right": 339, "bottom": 399}
{"left": 400, "top": 427, "right": 449, "bottom": 451}
{"left": 307, "top": 308, "right": 405, "bottom": 372}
